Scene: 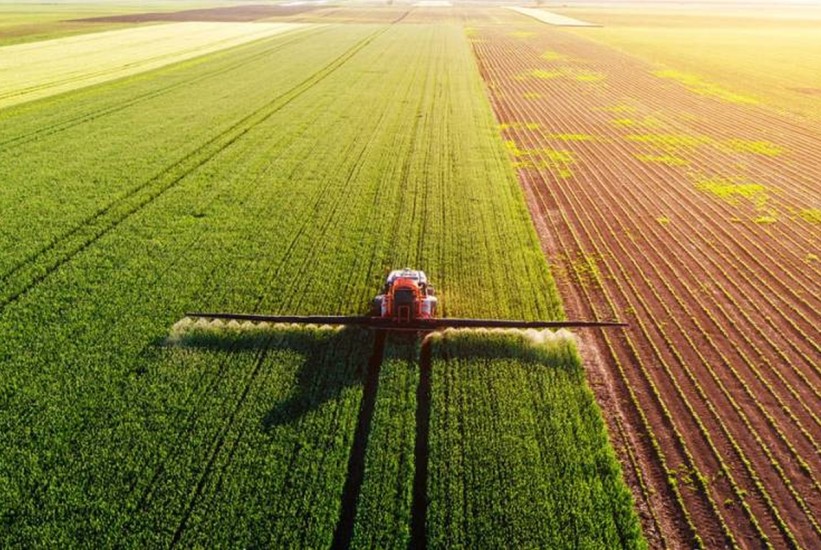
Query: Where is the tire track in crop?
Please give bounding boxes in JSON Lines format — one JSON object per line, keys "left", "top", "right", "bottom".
{"left": 410, "top": 338, "right": 432, "bottom": 550}
{"left": 169, "top": 336, "right": 276, "bottom": 548}
{"left": 202, "top": 16, "right": 413, "bottom": 316}
{"left": 328, "top": 26, "right": 426, "bottom": 311}
{"left": 169, "top": 332, "right": 366, "bottom": 546}
{"left": 125, "top": 21, "right": 413, "bottom": 535}
{"left": 269, "top": 104, "right": 392, "bottom": 314}
{"left": 118, "top": 136, "right": 312, "bottom": 528}
{"left": 331, "top": 330, "right": 387, "bottom": 549}
{"left": 154, "top": 327, "right": 363, "bottom": 545}
{"left": 380, "top": 38, "right": 431, "bottom": 270}
{"left": 123, "top": 95, "right": 390, "bottom": 542}
{"left": 0, "top": 26, "right": 390, "bottom": 315}
{"left": 0, "top": 27, "right": 327, "bottom": 152}
{"left": 7, "top": 22, "right": 399, "bottom": 532}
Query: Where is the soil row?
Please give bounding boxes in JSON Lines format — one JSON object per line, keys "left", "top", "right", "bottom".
{"left": 471, "top": 19, "right": 820, "bottom": 550}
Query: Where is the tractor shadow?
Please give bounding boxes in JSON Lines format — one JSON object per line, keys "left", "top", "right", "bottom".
{"left": 168, "top": 323, "right": 379, "bottom": 431}
{"left": 169, "top": 321, "right": 391, "bottom": 548}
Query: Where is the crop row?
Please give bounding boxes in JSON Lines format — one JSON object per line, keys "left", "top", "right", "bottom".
{"left": 502, "top": 51, "right": 816, "bottom": 548}
{"left": 0, "top": 22, "right": 403, "bottom": 546}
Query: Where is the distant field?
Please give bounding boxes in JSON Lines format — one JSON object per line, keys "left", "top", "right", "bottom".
{"left": 509, "top": 7, "right": 599, "bottom": 27}
{"left": 0, "top": 2, "right": 220, "bottom": 45}
{"left": 554, "top": 7, "right": 821, "bottom": 120}
{"left": 0, "top": 21, "right": 310, "bottom": 109}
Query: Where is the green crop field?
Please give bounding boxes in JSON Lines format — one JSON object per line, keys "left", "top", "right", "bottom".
{"left": 0, "top": 6, "right": 643, "bottom": 548}
{"left": 428, "top": 330, "right": 642, "bottom": 548}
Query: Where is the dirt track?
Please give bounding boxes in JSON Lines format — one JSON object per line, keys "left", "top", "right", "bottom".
{"left": 471, "top": 16, "right": 821, "bottom": 550}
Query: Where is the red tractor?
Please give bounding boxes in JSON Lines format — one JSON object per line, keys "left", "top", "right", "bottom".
{"left": 371, "top": 268, "right": 437, "bottom": 322}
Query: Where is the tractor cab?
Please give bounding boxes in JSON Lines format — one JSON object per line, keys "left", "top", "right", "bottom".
{"left": 373, "top": 268, "right": 437, "bottom": 322}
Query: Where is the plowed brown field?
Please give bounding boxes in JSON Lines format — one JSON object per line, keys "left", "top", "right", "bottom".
{"left": 470, "top": 12, "right": 820, "bottom": 550}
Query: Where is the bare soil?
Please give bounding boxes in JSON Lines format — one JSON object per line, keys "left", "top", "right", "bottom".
{"left": 790, "top": 87, "right": 821, "bottom": 96}
{"left": 471, "top": 12, "right": 821, "bottom": 550}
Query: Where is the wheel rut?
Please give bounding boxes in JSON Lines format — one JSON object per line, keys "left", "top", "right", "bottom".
{"left": 331, "top": 330, "right": 387, "bottom": 549}
{"left": 410, "top": 338, "right": 432, "bottom": 550}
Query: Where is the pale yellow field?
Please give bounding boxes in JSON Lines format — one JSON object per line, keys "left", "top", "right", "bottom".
{"left": 0, "top": 21, "right": 311, "bottom": 109}
{"left": 508, "top": 7, "right": 599, "bottom": 27}
{"left": 556, "top": 8, "right": 821, "bottom": 120}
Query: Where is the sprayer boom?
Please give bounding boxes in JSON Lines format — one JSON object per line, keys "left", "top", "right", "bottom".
{"left": 184, "top": 312, "right": 626, "bottom": 331}
{"left": 186, "top": 268, "right": 626, "bottom": 333}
